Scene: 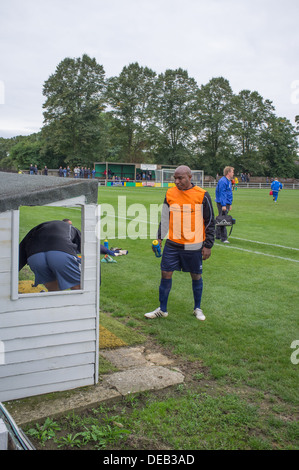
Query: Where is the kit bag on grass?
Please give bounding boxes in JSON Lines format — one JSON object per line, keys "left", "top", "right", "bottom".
{"left": 215, "top": 214, "right": 236, "bottom": 237}
{"left": 215, "top": 214, "right": 235, "bottom": 226}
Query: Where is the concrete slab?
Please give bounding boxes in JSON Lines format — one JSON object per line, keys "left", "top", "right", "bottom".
{"left": 100, "top": 346, "right": 149, "bottom": 369}
{"left": 10, "top": 346, "right": 185, "bottom": 427}
{"left": 145, "top": 352, "right": 174, "bottom": 366}
{"left": 102, "top": 366, "right": 184, "bottom": 395}
{"left": 12, "top": 384, "right": 121, "bottom": 426}
{"left": 100, "top": 346, "right": 174, "bottom": 369}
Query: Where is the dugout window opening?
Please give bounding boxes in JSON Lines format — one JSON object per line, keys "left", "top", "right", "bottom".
{"left": 12, "top": 204, "right": 85, "bottom": 299}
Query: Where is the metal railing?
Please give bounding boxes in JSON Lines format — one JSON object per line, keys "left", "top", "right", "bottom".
{"left": 98, "top": 180, "right": 299, "bottom": 189}
{"left": 203, "top": 182, "right": 299, "bottom": 189}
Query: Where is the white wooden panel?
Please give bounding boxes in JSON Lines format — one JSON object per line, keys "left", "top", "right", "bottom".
{"left": 0, "top": 341, "right": 95, "bottom": 365}
{"left": 0, "top": 318, "right": 96, "bottom": 341}
{"left": 0, "top": 226, "right": 10, "bottom": 243}
{"left": 84, "top": 231, "right": 98, "bottom": 243}
{"left": 84, "top": 266, "right": 101, "bottom": 281}
{"left": 0, "top": 275, "right": 10, "bottom": 307}
{"left": 0, "top": 376, "right": 94, "bottom": 402}
{"left": 11, "top": 210, "right": 19, "bottom": 300}
{"left": 0, "top": 213, "right": 11, "bottom": 228}
{"left": 2, "top": 329, "right": 96, "bottom": 353}
{"left": 0, "top": 289, "right": 97, "bottom": 313}
{"left": 0, "top": 364, "right": 95, "bottom": 393}
{"left": 83, "top": 204, "right": 98, "bottom": 221}
{"left": 0, "top": 257, "right": 11, "bottom": 273}
{"left": 76, "top": 278, "right": 99, "bottom": 292}
{"left": 84, "top": 242, "right": 98, "bottom": 253}
{"left": 0, "top": 352, "right": 95, "bottom": 378}
{"left": 83, "top": 251, "right": 98, "bottom": 264}
{"left": 0, "top": 305, "right": 96, "bottom": 328}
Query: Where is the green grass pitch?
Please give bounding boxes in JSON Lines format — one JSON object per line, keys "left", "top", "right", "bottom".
{"left": 19, "top": 186, "right": 299, "bottom": 405}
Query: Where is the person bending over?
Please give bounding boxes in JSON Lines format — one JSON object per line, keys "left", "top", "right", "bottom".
{"left": 19, "top": 219, "right": 82, "bottom": 292}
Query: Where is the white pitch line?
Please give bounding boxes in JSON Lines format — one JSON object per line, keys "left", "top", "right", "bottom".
{"left": 215, "top": 243, "right": 299, "bottom": 263}
{"left": 105, "top": 214, "right": 299, "bottom": 247}
{"left": 101, "top": 213, "right": 299, "bottom": 262}
{"left": 230, "top": 236, "right": 299, "bottom": 251}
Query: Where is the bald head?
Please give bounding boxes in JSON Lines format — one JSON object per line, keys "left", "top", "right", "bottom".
{"left": 175, "top": 165, "right": 192, "bottom": 176}
{"left": 174, "top": 165, "right": 192, "bottom": 190}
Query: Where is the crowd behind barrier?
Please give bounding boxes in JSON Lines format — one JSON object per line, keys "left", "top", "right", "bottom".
{"left": 12, "top": 167, "right": 299, "bottom": 189}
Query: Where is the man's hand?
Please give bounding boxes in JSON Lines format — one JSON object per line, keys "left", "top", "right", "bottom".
{"left": 202, "top": 247, "right": 211, "bottom": 260}
{"left": 152, "top": 239, "right": 163, "bottom": 253}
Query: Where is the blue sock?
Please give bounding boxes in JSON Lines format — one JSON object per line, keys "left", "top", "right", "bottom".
{"left": 159, "top": 278, "right": 172, "bottom": 312}
{"left": 192, "top": 278, "right": 203, "bottom": 310}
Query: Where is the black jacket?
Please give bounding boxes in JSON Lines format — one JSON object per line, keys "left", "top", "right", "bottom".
{"left": 19, "top": 220, "right": 81, "bottom": 271}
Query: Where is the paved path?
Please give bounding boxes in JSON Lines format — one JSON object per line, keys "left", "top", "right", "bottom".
{"left": 11, "top": 346, "right": 185, "bottom": 426}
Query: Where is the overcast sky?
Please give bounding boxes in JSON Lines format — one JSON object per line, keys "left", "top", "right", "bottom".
{"left": 0, "top": 0, "right": 298, "bottom": 138}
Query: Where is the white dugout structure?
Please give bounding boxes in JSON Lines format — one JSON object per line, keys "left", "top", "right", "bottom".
{"left": 0, "top": 172, "right": 100, "bottom": 402}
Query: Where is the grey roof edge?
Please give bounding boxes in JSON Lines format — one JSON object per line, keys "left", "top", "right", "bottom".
{"left": 0, "top": 172, "right": 98, "bottom": 213}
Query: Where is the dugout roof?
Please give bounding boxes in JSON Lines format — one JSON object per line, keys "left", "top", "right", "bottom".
{"left": 0, "top": 171, "right": 98, "bottom": 213}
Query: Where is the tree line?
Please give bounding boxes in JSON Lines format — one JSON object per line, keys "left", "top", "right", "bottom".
{"left": 1, "top": 54, "right": 298, "bottom": 177}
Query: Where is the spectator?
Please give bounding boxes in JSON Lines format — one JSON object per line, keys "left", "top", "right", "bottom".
{"left": 215, "top": 166, "right": 234, "bottom": 244}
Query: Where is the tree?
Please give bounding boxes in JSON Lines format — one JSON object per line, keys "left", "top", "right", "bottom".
{"left": 42, "top": 54, "right": 106, "bottom": 166}
{"left": 194, "top": 77, "right": 234, "bottom": 175}
{"left": 231, "top": 90, "right": 275, "bottom": 172}
{"left": 152, "top": 68, "right": 199, "bottom": 165}
{"left": 106, "top": 62, "right": 157, "bottom": 162}
{"left": 259, "top": 116, "right": 299, "bottom": 177}
{"left": 0, "top": 136, "right": 21, "bottom": 170}
{"left": 9, "top": 134, "right": 43, "bottom": 170}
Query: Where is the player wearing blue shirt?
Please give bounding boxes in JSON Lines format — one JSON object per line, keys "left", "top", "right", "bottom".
{"left": 215, "top": 166, "right": 234, "bottom": 243}
{"left": 271, "top": 178, "right": 283, "bottom": 202}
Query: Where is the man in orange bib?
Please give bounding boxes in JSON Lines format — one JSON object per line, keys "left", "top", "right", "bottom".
{"left": 145, "top": 165, "right": 215, "bottom": 321}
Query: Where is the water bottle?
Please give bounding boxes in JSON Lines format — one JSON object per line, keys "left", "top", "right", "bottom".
{"left": 152, "top": 240, "right": 161, "bottom": 257}
{"left": 104, "top": 239, "right": 109, "bottom": 249}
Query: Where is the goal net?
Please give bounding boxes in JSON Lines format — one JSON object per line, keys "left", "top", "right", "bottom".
{"left": 155, "top": 168, "right": 204, "bottom": 187}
